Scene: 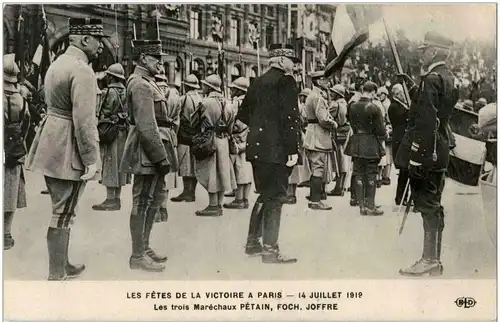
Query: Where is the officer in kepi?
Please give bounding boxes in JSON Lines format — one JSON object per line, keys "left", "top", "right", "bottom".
{"left": 396, "top": 31, "right": 458, "bottom": 276}
{"left": 237, "top": 43, "right": 301, "bottom": 264}
{"left": 120, "top": 39, "right": 173, "bottom": 272}
{"left": 26, "top": 18, "right": 106, "bottom": 281}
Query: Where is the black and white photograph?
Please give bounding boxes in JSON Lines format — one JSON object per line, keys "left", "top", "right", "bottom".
{"left": 2, "top": 2, "right": 497, "bottom": 320}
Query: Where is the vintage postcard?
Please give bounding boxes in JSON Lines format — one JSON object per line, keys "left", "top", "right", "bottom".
{"left": 2, "top": 1, "right": 497, "bottom": 321}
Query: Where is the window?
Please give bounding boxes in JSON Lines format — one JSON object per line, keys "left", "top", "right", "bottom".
{"left": 231, "top": 64, "right": 241, "bottom": 82}
{"left": 268, "top": 5, "right": 275, "bottom": 17}
{"left": 265, "top": 25, "right": 274, "bottom": 50}
{"left": 230, "top": 18, "right": 241, "bottom": 47}
{"left": 189, "top": 10, "right": 202, "bottom": 39}
{"left": 253, "top": 4, "right": 259, "bottom": 13}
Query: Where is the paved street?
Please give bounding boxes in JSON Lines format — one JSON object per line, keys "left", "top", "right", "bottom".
{"left": 4, "top": 170, "right": 496, "bottom": 280}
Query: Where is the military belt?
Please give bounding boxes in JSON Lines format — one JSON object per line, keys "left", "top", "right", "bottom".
{"left": 47, "top": 107, "right": 72, "bottom": 120}
{"left": 307, "top": 119, "right": 319, "bottom": 124}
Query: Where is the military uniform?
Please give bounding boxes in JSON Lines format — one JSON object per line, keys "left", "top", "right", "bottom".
{"left": 303, "top": 75, "right": 337, "bottom": 210}
{"left": 396, "top": 32, "right": 458, "bottom": 276}
{"left": 345, "top": 82, "right": 386, "bottom": 216}
{"left": 171, "top": 74, "right": 202, "bottom": 202}
{"left": 93, "top": 63, "right": 130, "bottom": 211}
{"left": 26, "top": 18, "right": 106, "bottom": 280}
{"left": 120, "top": 40, "right": 173, "bottom": 272}
{"left": 237, "top": 43, "right": 301, "bottom": 263}
{"left": 3, "top": 54, "right": 29, "bottom": 250}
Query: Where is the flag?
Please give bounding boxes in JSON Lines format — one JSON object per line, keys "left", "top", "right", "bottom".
{"left": 324, "top": 4, "right": 383, "bottom": 77}
{"left": 447, "top": 106, "right": 487, "bottom": 186}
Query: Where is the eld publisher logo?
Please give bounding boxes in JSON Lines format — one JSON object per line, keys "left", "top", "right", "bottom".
{"left": 455, "top": 297, "right": 477, "bottom": 309}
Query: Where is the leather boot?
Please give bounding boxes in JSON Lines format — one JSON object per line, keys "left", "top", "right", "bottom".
{"left": 129, "top": 213, "right": 165, "bottom": 272}
{"left": 47, "top": 227, "right": 68, "bottom": 281}
{"left": 195, "top": 205, "right": 222, "bottom": 217}
{"left": 171, "top": 177, "right": 195, "bottom": 202}
{"left": 362, "top": 177, "right": 384, "bottom": 216}
{"left": 399, "top": 231, "right": 442, "bottom": 276}
{"left": 4, "top": 233, "right": 14, "bottom": 250}
{"left": 65, "top": 228, "right": 85, "bottom": 279}
{"left": 328, "top": 173, "right": 346, "bottom": 196}
{"left": 262, "top": 245, "right": 297, "bottom": 264}
{"left": 225, "top": 190, "right": 236, "bottom": 197}
{"left": 354, "top": 176, "right": 365, "bottom": 215}
{"left": 245, "top": 201, "right": 264, "bottom": 255}
{"left": 144, "top": 208, "right": 167, "bottom": 263}
{"left": 92, "top": 198, "right": 120, "bottom": 211}
{"left": 223, "top": 199, "right": 247, "bottom": 209}
{"left": 155, "top": 207, "right": 169, "bottom": 223}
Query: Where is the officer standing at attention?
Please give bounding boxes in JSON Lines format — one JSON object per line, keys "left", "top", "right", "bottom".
{"left": 303, "top": 70, "right": 337, "bottom": 210}
{"left": 26, "top": 18, "right": 105, "bottom": 280}
{"left": 120, "top": 40, "right": 172, "bottom": 272}
{"left": 237, "top": 43, "right": 301, "bottom": 263}
{"left": 396, "top": 31, "right": 458, "bottom": 276}
{"left": 344, "top": 81, "right": 386, "bottom": 216}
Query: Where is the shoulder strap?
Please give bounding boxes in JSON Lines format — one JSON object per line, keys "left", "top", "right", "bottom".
{"left": 6, "top": 94, "right": 12, "bottom": 122}
{"left": 97, "top": 87, "right": 111, "bottom": 117}
{"left": 112, "top": 87, "right": 125, "bottom": 114}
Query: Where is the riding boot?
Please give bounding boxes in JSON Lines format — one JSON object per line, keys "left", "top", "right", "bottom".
{"left": 171, "top": 177, "right": 191, "bottom": 202}
{"left": 47, "top": 227, "right": 68, "bottom": 281}
{"left": 354, "top": 176, "right": 365, "bottom": 215}
{"left": 363, "top": 176, "right": 384, "bottom": 216}
{"left": 246, "top": 199, "right": 264, "bottom": 255}
{"left": 261, "top": 201, "right": 297, "bottom": 264}
{"left": 65, "top": 228, "right": 85, "bottom": 278}
{"left": 144, "top": 208, "right": 167, "bottom": 263}
{"left": 328, "top": 173, "right": 346, "bottom": 196}
{"left": 350, "top": 175, "right": 358, "bottom": 206}
{"left": 129, "top": 212, "right": 165, "bottom": 272}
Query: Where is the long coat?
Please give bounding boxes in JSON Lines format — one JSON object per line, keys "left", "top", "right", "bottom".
{"left": 120, "top": 66, "right": 176, "bottom": 175}
{"left": 195, "top": 91, "right": 237, "bottom": 193}
{"left": 395, "top": 62, "right": 458, "bottom": 170}
{"left": 345, "top": 96, "right": 386, "bottom": 160}
{"left": 303, "top": 87, "right": 337, "bottom": 152}
{"left": 330, "top": 98, "right": 351, "bottom": 173}
{"left": 177, "top": 90, "right": 202, "bottom": 177}
{"left": 98, "top": 82, "right": 131, "bottom": 187}
{"left": 26, "top": 46, "right": 100, "bottom": 181}
{"left": 161, "top": 85, "right": 182, "bottom": 189}
{"left": 237, "top": 67, "right": 301, "bottom": 165}
{"left": 388, "top": 98, "right": 409, "bottom": 169}
{"left": 229, "top": 95, "right": 253, "bottom": 185}
{"left": 289, "top": 101, "right": 311, "bottom": 184}
{"left": 4, "top": 86, "right": 28, "bottom": 212}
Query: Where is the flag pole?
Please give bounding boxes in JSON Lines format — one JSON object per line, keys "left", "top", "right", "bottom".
{"left": 256, "top": 39, "right": 260, "bottom": 76}
{"left": 382, "top": 18, "right": 411, "bottom": 105}
{"left": 287, "top": 4, "right": 292, "bottom": 41}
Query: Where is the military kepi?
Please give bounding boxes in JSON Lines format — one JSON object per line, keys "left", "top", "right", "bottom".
{"left": 132, "top": 40, "right": 168, "bottom": 58}
{"left": 268, "top": 43, "right": 301, "bottom": 63}
{"left": 69, "top": 18, "right": 109, "bottom": 37}
{"left": 418, "top": 31, "right": 454, "bottom": 50}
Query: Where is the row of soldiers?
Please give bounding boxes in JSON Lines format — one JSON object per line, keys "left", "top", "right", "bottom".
{"left": 4, "top": 17, "right": 459, "bottom": 279}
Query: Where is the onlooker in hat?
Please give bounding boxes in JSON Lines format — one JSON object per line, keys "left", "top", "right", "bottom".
{"left": 92, "top": 63, "right": 131, "bottom": 212}
{"left": 388, "top": 83, "right": 411, "bottom": 207}
{"left": 328, "top": 84, "right": 351, "bottom": 197}
{"left": 224, "top": 77, "right": 253, "bottom": 209}
{"left": 237, "top": 42, "right": 301, "bottom": 263}
{"left": 120, "top": 39, "right": 173, "bottom": 273}
{"left": 171, "top": 74, "right": 202, "bottom": 203}
{"left": 462, "top": 99, "right": 474, "bottom": 111}
{"left": 154, "top": 64, "right": 182, "bottom": 223}
{"left": 344, "top": 81, "right": 386, "bottom": 216}
{"left": 3, "top": 54, "right": 29, "bottom": 251}
{"left": 26, "top": 17, "right": 107, "bottom": 280}
{"left": 475, "top": 97, "right": 487, "bottom": 112}
{"left": 194, "top": 74, "right": 236, "bottom": 217}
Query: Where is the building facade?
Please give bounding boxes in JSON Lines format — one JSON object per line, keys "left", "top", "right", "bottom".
{"left": 4, "top": 4, "right": 336, "bottom": 88}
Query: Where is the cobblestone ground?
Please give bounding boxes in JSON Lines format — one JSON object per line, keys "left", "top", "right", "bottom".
{"left": 4, "top": 170, "right": 496, "bottom": 280}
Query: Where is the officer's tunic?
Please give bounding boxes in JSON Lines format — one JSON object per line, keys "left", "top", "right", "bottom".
{"left": 395, "top": 61, "right": 457, "bottom": 217}
{"left": 303, "top": 87, "right": 337, "bottom": 181}
{"left": 177, "top": 89, "right": 202, "bottom": 177}
{"left": 195, "top": 91, "right": 237, "bottom": 193}
{"left": 229, "top": 95, "right": 253, "bottom": 185}
{"left": 388, "top": 97, "right": 409, "bottom": 167}
{"left": 27, "top": 45, "right": 99, "bottom": 216}
{"left": 98, "top": 82, "right": 131, "bottom": 188}
{"left": 4, "top": 86, "right": 28, "bottom": 212}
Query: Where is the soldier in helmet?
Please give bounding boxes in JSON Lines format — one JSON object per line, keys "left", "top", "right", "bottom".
{"left": 396, "top": 31, "right": 459, "bottom": 276}
{"left": 171, "top": 74, "right": 202, "bottom": 203}
{"left": 3, "top": 54, "right": 29, "bottom": 250}
{"left": 344, "top": 81, "right": 386, "bottom": 216}
{"left": 92, "top": 63, "right": 131, "bottom": 212}
{"left": 153, "top": 65, "right": 181, "bottom": 222}
{"left": 194, "top": 74, "right": 236, "bottom": 217}
{"left": 26, "top": 18, "right": 106, "bottom": 280}
{"left": 224, "top": 76, "right": 253, "bottom": 209}
{"left": 120, "top": 39, "right": 174, "bottom": 272}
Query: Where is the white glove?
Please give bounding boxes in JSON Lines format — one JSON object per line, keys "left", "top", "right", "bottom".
{"left": 286, "top": 154, "right": 299, "bottom": 167}
{"left": 80, "top": 163, "right": 98, "bottom": 181}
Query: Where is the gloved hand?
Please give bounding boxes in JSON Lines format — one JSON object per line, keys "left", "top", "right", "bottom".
{"left": 396, "top": 73, "right": 416, "bottom": 88}
{"left": 155, "top": 159, "right": 171, "bottom": 177}
{"left": 408, "top": 160, "right": 428, "bottom": 180}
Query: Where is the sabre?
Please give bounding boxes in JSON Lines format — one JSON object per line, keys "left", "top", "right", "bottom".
{"left": 398, "top": 178, "right": 412, "bottom": 235}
